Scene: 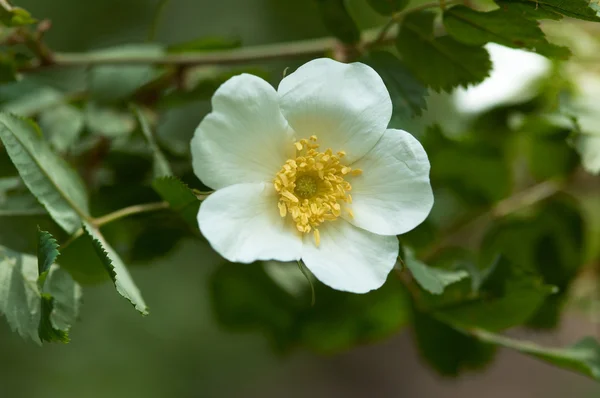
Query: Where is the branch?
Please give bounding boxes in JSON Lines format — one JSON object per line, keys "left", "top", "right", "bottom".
{"left": 93, "top": 201, "right": 169, "bottom": 226}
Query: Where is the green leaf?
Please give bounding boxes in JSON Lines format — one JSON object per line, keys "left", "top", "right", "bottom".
{"left": 132, "top": 105, "right": 172, "bottom": 178}
{"left": 0, "top": 3, "right": 36, "bottom": 26}
{"left": 0, "top": 177, "right": 46, "bottom": 216}
{"left": 0, "top": 244, "right": 81, "bottom": 344}
{"left": 211, "top": 262, "right": 411, "bottom": 353}
{"left": 81, "top": 225, "right": 148, "bottom": 315}
{"left": 316, "top": 0, "right": 361, "bottom": 44}
{"left": 1, "top": 86, "right": 64, "bottom": 117}
{"left": 443, "top": 5, "right": 570, "bottom": 59}
{"left": 403, "top": 248, "right": 469, "bottom": 295}
{"left": 167, "top": 36, "right": 241, "bottom": 53}
{"left": 152, "top": 176, "right": 201, "bottom": 228}
{"left": 88, "top": 44, "right": 164, "bottom": 102}
{"left": 396, "top": 11, "right": 491, "bottom": 91}
{"left": 0, "top": 113, "right": 90, "bottom": 234}
{"left": 36, "top": 227, "right": 59, "bottom": 287}
{"left": 574, "top": 131, "right": 600, "bottom": 175}
{"left": 471, "top": 330, "right": 600, "bottom": 381}
{"left": 494, "top": 0, "right": 600, "bottom": 22}
{"left": 362, "top": 51, "right": 428, "bottom": 119}
{"left": 84, "top": 102, "right": 136, "bottom": 138}
{"left": 366, "top": 0, "right": 409, "bottom": 15}
{"left": 38, "top": 104, "right": 84, "bottom": 153}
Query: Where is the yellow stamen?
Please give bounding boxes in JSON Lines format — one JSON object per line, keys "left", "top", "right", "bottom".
{"left": 314, "top": 228, "right": 321, "bottom": 247}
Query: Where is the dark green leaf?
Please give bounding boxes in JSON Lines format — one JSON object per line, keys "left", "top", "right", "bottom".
{"left": 38, "top": 294, "right": 69, "bottom": 343}
{"left": 396, "top": 11, "right": 492, "bottom": 91}
{"left": 81, "top": 224, "right": 148, "bottom": 315}
{"left": 316, "top": 0, "right": 360, "bottom": 44}
{"left": 167, "top": 36, "right": 241, "bottom": 53}
{"left": 152, "top": 176, "right": 201, "bottom": 229}
{"left": 495, "top": 0, "right": 600, "bottom": 22}
{"left": 366, "top": 0, "right": 409, "bottom": 15}
{"left": 132, "top": 105, "right": 172, "bottom": 178}
{"left": 362, "top": 51, "right": 428, "bottom": 119}
{"left": 38, "top": 105, "right": 85, "bottom": 153}
{"left": 0, "top": 113, "right": 90, "bottom": 234}
{"left": 444, "top": 5, "right": 570, "bottom": 59}
{"left": 403, "top": 248, "right": 469, "bottom": 295}
{"left": 472, "top": 330, "right": 600, "bottom": 381}
{"left": 0, "top": 177, "right": 46, "bottom": 216}
{"left": 36, "top": 227, "right": 59, "bottom": 286}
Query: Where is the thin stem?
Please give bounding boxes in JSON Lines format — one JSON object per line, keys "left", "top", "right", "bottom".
{"left": 93, "top": 201, "right": 169, "bottom": 227}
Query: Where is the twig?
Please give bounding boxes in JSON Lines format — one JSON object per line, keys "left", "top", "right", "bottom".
{"left": 93, "top": 201, "right": 169, "bottom": 227}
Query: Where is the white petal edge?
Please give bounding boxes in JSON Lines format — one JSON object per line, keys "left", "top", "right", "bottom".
{"left": 198, "top": 182, "right": 302, "bottom": 263}
{"left": 301, "top": 219, "right": 399, "bottom": 293}
{"left": 278, "top": 58, "right": 392, "bottom": 163}
{"left": 346, "top": 128, "right": 434, "bottom": 235}
{"left": 191, "top": 73, "right": 294, "bottom": 190}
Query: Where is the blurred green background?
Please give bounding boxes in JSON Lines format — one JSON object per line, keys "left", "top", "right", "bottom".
{"left": 1, "top": 1, "right": 600, "bottom": 397}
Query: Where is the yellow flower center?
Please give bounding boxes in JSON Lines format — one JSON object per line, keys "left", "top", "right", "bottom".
{"left": 274, "top": 135, "right": 362, "bottom": 246}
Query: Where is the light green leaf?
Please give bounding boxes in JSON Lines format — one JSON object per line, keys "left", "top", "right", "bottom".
{"left": 81, "top": 225, "right": 148, "bottom": 315}
{"left": 1, "top": 86, "right": 64, "bottom": 116}
{"left": 88, "top": 44, "right": 164, "bottom": 102}
{"left": 38, "top": 104, "right": 84, "bottom": 153}
{"left": 403, "top": 248, "right": 469, "bottom": 295}
{"left": 362, "top": 51, "right": 428, "bottom": 119}
{"left": 396, "top": 11, "right": 492, "bottom": 91}
{"left": 0, "top": 113, "right": 90, "bottom": 233}
{"left": 152, "top": 176, "right": 201, "bottom": 229}
{"left": 85, "top": 102, "right": 136, "bottom": 138}
{"left": 366, "top": 0, "right": 409, "bottom": 15}
{"left": 36, "top": 227, "right": 59, "bottom": 286}
{"left": 443, "top": 5, "right": 570, "bottom": 59}
{"left": 0, "top": 244, "right": 81, "bottom": 344}
{"left": 494, "top": 0, "right": 600, "bottom": 22}
{"left": 316, "top": 0, "right": 361, "bottom": 44}
{"left": 0, "top": 3, "right": 36, "bottom": 26}
{"left": 472, "top": 329, "right": 600, "bottom": 381}
{"left": 132, "top": 105, "right": 172, "bottom": 178}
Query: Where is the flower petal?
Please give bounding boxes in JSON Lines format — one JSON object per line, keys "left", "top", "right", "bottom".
{"left": 346, "top": 128, "right": 433, "bottom": 235}
{"left": 198, "top": 182, "right": 302, "bottom": 263}
{"left": 191, "top": 74, "right": 293, "bottom": 190}
{"left": 301, "top": 219, "right": 398, "bottom": 293}
{"left": 278, "top": 58, "right": 392, "bottom": 163}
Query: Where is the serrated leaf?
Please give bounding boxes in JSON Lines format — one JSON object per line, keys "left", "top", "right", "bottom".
{"left": 472, "top": 330, "right": 600, "bottom": 381}
{"left": 88, "top": 44, "right": 164, "bottom": 102}
{"left": 81, "top": 224, "right": 148, "bottom": 315}
{"left": 403, "top": 248, "right": 469, "bottom": 295}
{"left": 396, "top": 11, "right": 492, "bottom": 91}
{"left": 152, "top": 177, "right": 201, "bottom": 228}
{"left": 0, "top": 245, "right": 81, "bottom": 344}
{"left": 85, "top": 102, "right": 136, "bottom": 138}
{"left": 444, "top": 5, "right": 570, "bottom": 59}
{"left": 495, "top": 0, "right": 600, "bottom": 22}
{"left": 316, "top": 0, "right": 360, "bottom": 44}
{"left": 0, "top": 113, "right": 90, "bottom": 234}
{"left": 37, "top": 227, "right": 59, "bottom": 286}
{"left": 167, "top": 36, "right": 241, "bottom": 53}
{"left": 362, "top": 51, "right": 428, "bottom": 119}
{"left": 132, "top": 105, "right": 172, "bottom": 178}
{"left": 38, "top": 104, "right": 84, "bottom": 153}
{"left": 366, "top": 0, "right": 409, "bottom": 15}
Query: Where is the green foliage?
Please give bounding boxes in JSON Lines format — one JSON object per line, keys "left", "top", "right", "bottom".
{"left": 0, "top": 244, "right": 81, "bottom": 344}
{"left": 362, "top": 51, "right": 428, "bottom": 119}
{"left": 84, "top": 102, "right": 136, "bottom": 138}
{"left": 82, "top": 225, "right": 149, "bottom": 315}
{"left": 443, "top": 5, "right": 570, "bottom": 59}
{"left": 0, "top": 3, "right": 36, "bottom": 26}
{"left": 396, "top": 11, "right": 491, "bottom": 92}
{"left": 316, "top": 0, "right": 360, "bottom": 44}
{"left": 132, "top": 105, "right": 172, "bottom": 178}
{"left": 211, "top": 262, "right": 411, "bottom": 353}
{"left": 494, "top": 0, "right": 600, "bottom": 21}
{"left": 402, "top": 248, "right": 469, "bottom": 295}
{"left": 0, "top": 113, "right": 90, "bottom": 233}
{"left": 38, "top": 105, "right": 84, "bottom": 153}
{"left": 37, "top": 227, "right": 59, "bottom": 286}
{"left": 366, "top": 0, "right": 409, "bottom": 15}
{"left": 152, "top": 176, "right": 201, "bottom": 229}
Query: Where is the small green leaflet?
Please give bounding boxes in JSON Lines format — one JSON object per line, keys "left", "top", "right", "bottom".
{"left": 315, "top": 0, "right": 360, "bottom": 44}
{"left": 403, "top": 248, "right": 469, "bottom": 295}
{"left": 471, "top": 329, "right": 600, "bottom": 381}
{"left": 494, "top": 0, "right": 600, "bottom": 22}
{"left": 82, "top": 224, "right": 149, "bottom": 315}
{"left": 366, "top": 0, "right": 409, "bottom": 15}
{"left": 0, "top": 113, "right": 90, "bottom": 234}
{"left": 37, "top": 227, "right": 59, "bottom": 287}
{"left": 0, "top": 2, "right": 36, "bottom": 26}
{"left": 396, "top": 11, "right": 492, "bottom": 92}
{"left": 362, "top": 51, "right": 428, "bottom": 119}
{"left": 132, "top": 105, "right": 173, "bottom": 178}
{"left": 0, "top": 244, "right": 82, "bottom": 344}
{"left": 443, "top": 5, "right": 570, "bottom": 60}
{"left": 152, "top": 177, "right": 201, "bottom": 229}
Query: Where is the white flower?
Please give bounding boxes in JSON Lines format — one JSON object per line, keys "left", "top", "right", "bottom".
{"left": 191, "top": 58, "right": 433, "bottom": 293}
